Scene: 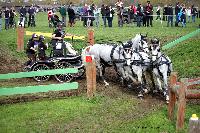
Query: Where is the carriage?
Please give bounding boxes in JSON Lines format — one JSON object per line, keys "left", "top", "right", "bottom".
{"left": 23, "top": 49, "right": 85, "bottom": 83}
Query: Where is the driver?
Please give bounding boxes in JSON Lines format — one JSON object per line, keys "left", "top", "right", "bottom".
{"left": 25, "top": 33, "right": 38, "bottom": 66}
{"left": 51, "top": 22, "right": 77, "bottom": 57}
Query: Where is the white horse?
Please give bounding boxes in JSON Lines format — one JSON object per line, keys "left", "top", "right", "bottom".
{"left": 82, "top": 34, "right": 144, "bottom": 86}
{"left": 123, "top": 48, "right": 151, "bottom": 98}
{"left": 149, "top": 38, "right": 172, "bottom": 102}
{"left": 82, "top": 44, "right": 131, "bottom": 85}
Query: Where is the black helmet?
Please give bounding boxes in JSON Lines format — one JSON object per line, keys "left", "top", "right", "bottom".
{"left": 39, "top": 35, "right": 45, "bottom": 41}
{"left": 31, "top": 33, "right": 38, "bottom": 39}
{"left": 123, "top": 41, "right": 133, "bottom": 49}
{"left": 151, "top": 38, "right": 159, "bottom": 44}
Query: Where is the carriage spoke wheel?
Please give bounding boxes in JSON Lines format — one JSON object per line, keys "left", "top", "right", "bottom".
{"left": 32, "top": 64, "right": 50, "bottom": 82}
{"left": 73, "top": 61, "right": 85, "bottom": 78}
{"left": 74, "top": 67, "right": 85, "bottom": 78}
{"left": 54, "top": 62, "right": 74, "bottom": 82}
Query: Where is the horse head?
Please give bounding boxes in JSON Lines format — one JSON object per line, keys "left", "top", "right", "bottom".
{"left": 150, "top": 38, "right": 161, "bottom": 62}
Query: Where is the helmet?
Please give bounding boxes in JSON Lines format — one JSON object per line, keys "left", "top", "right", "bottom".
{"left": 32, "top": 33, "right": 38, "bottom": 39}
{"left": 123, "top": 41, "right": 133, "bottom": 49}
{"left": 151, "top": 38, "right": 159, "bottom": 44}
{"left": 39, "top": 35, "right": 45, "bottom": 41}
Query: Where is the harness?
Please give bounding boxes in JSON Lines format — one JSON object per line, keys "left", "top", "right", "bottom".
{"left": 152, "top": 53, "right": 172, "bottom": 76}
{"left": 110, "top": 45, "right": 126, "bottom": 63}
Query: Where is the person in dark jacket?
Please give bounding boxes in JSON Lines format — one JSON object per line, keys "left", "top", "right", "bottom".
{"left": 28, "top": 4, "right": 35, "bottom": 27}
{"left": 175, "top": 2, "right": 180, "bottom": 27}
{"left": 26, "top": 33, "right": 38, "bottom": 65}
{"left": 67, "top": 4, "right": 75, "bottom": 27}
{"left": 106, "top": 6, "right": 114, "bottom": 27}
{"left": 9, "top": 7, "right": 16, "bottom": 28}
{"left": 38, "top": 35, "right": 47, "bottom": 60}
{"left": 191, "top": 5, "right": 197, "bottom": 23}
{"left": 181, "top": 4, "right": 186, "bottom": 27}
{"left": 19, "top": 5, "right": 27, "bottom": 26}
{"left": 167, "top": 4, "right": 173, "bottom": 27}
{"left": 136, "top": 4, "right": 143, "bottom": 27}
{"left": 4, "top": 7, "right": 10, "bottom": 30}
{"left": 101, "top": 4, "right": 107, "bottom": 27}
{"left": 163, "top": 5, "right": 168, "bottom": 21}
{"left": 145, "top": 1, "right": 153, "bottom": 27}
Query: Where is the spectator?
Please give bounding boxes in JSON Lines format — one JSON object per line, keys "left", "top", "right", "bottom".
{"left": 59, "top": 5, "right": 67, "bottom": 27}
{"left": 175, "top": 2, "right": 181, "bottom": 27}
{"left": 167, "top": 4, "right": 173, "bottom": 27}
{"left": 186, "top": 7, "right": 191, "bottom": 23}
{"left": 191, "top": 5, "right": 197, "bottom": 22}
{"left": 142, "top": 5, "right": 146, "bottom": 27}
{"left": 163, "top": 5, "right": 168, "bottom": 21}
{"left": 82, "top": 4, "right": 88, "bottom": 27}
{"left": 156, "top": 5, "right": 161, "bottom": 20}
{"left": 86, "top": 5, "right": 95, "bottom": 27}
{"left": 93, "top": 5, "right": 100, "bottom": 27}
{"left": 106, "top": 6, "right": 114, "bottom": 27}
{"left": 28, "top": 4, "right": 36, "bottom": 27}
{"left": 67, "top": 4, "right": 75, "bottom": 27}
{"left": 19, "top": 5, "right": 27, "bottom": 24}
{"left": 0, "top": 8, "right": 2, "bottom": 31}
{"left": 101, "top": 4, "right": 107, "bottom": 27}
{"left": 4, "top": 7, "right": 10, "bottom": 30}
{"left": 181, "top": 4, "right": 186, "bottom": 27}
{"left": 115, "top": 0, "right": 123, "bottom": 8}
{"left": 117, "top": 6, "right": 123, "bottom": 27}
{"left": 136, "top": 4, "right": 143, "bottom": 27}
{"left": 9, "top": 7, "right": 16, "bottom": 28}
{"left": 145, "top": 1, "right": 153, "bottom": 27}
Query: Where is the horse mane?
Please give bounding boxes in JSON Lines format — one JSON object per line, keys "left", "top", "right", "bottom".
{"left": 131, "top": 34, "right": 141, "bottom": 50}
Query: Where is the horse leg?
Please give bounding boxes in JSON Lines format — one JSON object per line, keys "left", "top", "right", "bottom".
{"left": 136, "top": 69, "right": 145, "bottom": 99}
{"left": 153, "top": 68, "right": 162, "bottom": 92}
{"left": 97, "top": 60, "right": 109, "bottom": 86}
{"left": 163, "top": 71, "right": 169, "bottom": 103}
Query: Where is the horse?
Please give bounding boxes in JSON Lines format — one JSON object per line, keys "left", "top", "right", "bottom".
{"left": 123, "top": 47, "right": 152, "bottom": 98}
{"left": 149, "top": 38, "right": 172, "bottom": 102}
{"left": 81, "top": 34, "right": 144, "bottom": 86}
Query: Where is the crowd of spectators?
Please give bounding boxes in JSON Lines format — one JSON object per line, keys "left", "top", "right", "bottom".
{"left": 0, "top": 0, "right": 199, "bottom": 31}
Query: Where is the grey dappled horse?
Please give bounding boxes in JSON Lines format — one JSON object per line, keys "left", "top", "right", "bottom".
{"left": 82, "top": 34, "right": 144, "bottom": 86}
{"left": 123, "top": 37, "right": 151, "bottom": 98}
{"left": 150, "top": 39, "right": 172, "bottom": 102}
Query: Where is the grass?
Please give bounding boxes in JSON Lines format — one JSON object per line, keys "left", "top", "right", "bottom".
{"left": 0, "top": 12, "right": 199, "bottom": 132}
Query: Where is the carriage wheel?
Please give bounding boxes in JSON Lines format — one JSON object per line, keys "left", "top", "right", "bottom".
{"left": 74, "top": 67, "right": 85, "bottom": 78}
{"left": 32, "top": 64, "right": 50, "bottom": 82}
{"left": 54, "top": 62, "right": 74, "bottom": 82}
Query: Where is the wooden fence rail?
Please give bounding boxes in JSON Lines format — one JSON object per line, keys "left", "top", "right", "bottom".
{"left": 0, "top": 68, "right": 78, "bottom": 96}
{"left": 168, "top": 72, "right": 200, "bottom": 131}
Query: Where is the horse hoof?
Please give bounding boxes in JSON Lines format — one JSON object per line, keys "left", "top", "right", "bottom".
{"left": 105, "top": 83, "right": 109, "bottom": 86}
{"left": 166, "top": 95, "right": 169, "bottom": 101}
{"left": 127, "top": 84, "right": 132, "bottom": 89}
{"left": 137, "top": 94, "right": 144, "bottom": 100}
{"left": 143, "top": 89, "right": 148, "bottom": 94}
